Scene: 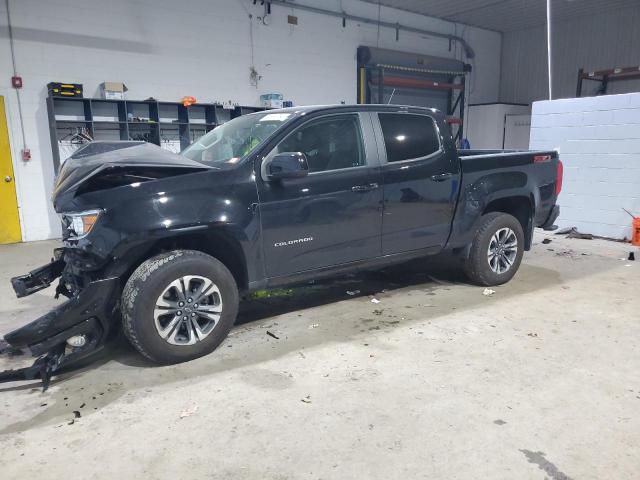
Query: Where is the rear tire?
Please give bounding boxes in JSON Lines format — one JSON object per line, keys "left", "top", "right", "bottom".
{"left": 463, "top": 212, "right": 524, "bottom": 286}
{"left": 121, "top": 250, "right": 239, "bottom": 364}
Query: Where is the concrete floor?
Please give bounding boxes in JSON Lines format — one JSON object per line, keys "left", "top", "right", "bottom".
{"left": 0, "top": 232, "right": 638, "bottom": 479}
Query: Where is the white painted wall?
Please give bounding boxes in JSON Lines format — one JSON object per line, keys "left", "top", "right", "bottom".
{"left": 529, "top": 93, "right": 640, "bottom": 240}
{"left": 466, "top": 103, "right": 530, "bottom": 149}
{"left": 503, "top": 114, "right": 531, "bottom": 150}
{"left": 0, "top": 0, "right": 501, "bottom": 241}
{"left": 500, "top": 4, "right": 640, "bottom": 104}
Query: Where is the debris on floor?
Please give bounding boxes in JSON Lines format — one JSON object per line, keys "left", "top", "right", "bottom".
{"left": 629, "top": 252, "right": 635, "bottom": 261}
{"left": 483, "top": 288, "right": 496, "bottom": 296}
{"left": 556, "top": 226, "right": 593, "bottom": 240}
{"left": 542, "top": 238, "right": 552, "bottom": 244}
{"left": 527, "top": 332, "right": 538, "bottom": 337}
{"left": 568, "top": 230, "right": 593, "bottom": 240}
{"left": 371, "top": 298, "right": 381, "bottom": 304}
{"left": 300, "top": 395, "right": 312, "bottom": 404}
{"left": 308, "top": 323, "right": 319, "bottom": 329}
{"left": 250, "top": 288, "right": 294, "bottom": 299}
{"left": 266, "top": 331, "right": 280, "bottom": 340}
{"left": 346, "top": 290, "right": 360, "bottom": 296}
{"left": 179, "top": 405, "right": 199, "bottom": 419}
{"left": 555, "top": 249, "right": 588, "bottom": 259}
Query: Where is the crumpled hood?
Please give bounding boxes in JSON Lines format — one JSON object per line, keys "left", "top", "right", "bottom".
{"left": 52, "top": 141, "right": 211, "bottom": 210}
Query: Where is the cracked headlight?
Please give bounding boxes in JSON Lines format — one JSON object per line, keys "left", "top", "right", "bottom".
{"left": 62, "top": 209, "right": 102, "bottom": 239}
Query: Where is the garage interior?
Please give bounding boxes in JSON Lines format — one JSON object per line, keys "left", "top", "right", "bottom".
{"left": 0, "top": 0, "right": 639, "bottom": 478}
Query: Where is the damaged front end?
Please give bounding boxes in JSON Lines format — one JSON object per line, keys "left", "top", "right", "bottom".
{"left": 0, "top": 249, "right": 120, "bottom": 390}
{"left": 1, "top": 141, "right": 214, "bottom": 390}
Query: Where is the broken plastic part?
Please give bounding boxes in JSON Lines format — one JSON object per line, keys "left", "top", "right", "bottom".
{"left": 1, "top": 255, "right": 118, "bottom": 389}
{"left": 0, "top": 344, "right": 64, "bottom": 391}
{"left": 11, "top": 259, "right": 65, "bottom": 298}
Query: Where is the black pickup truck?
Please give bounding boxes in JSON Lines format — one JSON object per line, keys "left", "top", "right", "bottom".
{"left": 0, "top": 105, "right": 562, "bottom": 387}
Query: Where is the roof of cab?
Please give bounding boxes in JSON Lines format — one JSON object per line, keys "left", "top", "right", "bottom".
{"left": 250, "top": 104, "right": 444, "bottom": 117}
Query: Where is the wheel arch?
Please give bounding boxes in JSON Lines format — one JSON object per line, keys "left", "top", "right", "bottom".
{"left": 482, "top": 195, "right": 534, "bottom": 250}
{"left": 115, "top": 230, "right": 249, "bottom": 294}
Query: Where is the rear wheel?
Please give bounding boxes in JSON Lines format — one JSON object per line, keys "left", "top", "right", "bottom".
{"left": 464, "top": 212, "right": 524, "bottom": 286}
{"left": 121, "top": 250, "right": 239, "bottom": 364}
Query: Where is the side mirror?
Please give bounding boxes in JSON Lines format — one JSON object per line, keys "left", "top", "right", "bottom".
{"left": 265, "top": 152, "right": 309, "bottom": 180}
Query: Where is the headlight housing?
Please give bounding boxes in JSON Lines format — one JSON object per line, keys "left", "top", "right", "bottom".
{"left": 62, "top": 209, "right": 102, "bottom": 239}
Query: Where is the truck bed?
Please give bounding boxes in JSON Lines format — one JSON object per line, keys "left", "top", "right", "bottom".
{"left": 446, "top": 148, "right": 561, "bottom": 251}
{"left": 458, "top": 149, "right": 526, "bottom": 156}
{"left": 457, "top": 149, "right": 559, "bottom": 173}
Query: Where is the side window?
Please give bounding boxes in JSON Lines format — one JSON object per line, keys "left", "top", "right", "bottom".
{"left": 272, "top": 115, "right": 365, "bottom": 173}
{"left": 378, "top": 113, "right": 441, "bottom": 163}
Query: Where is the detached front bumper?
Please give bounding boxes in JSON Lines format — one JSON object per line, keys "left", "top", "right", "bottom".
{"left": 1, "top": 257, "right": 120, "bottom": 390}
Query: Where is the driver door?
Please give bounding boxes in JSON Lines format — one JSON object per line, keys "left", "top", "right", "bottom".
{"left": 256, "top": 112, "right": 383, "bottom": 278}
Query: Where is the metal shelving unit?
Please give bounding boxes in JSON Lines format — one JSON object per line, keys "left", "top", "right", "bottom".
{"left": 576, "top": 65, "right": 640, "bottom": 97}
{"left": 47, "top": 96, "right": 266, "bottom": 172}
{"left": 357, "top": 54, "right": 471, "bottom": 145}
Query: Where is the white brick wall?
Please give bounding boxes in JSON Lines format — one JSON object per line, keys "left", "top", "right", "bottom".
{"left": 0, "top": 0, "right": 502, "bottom": 241}
{"left": 530, "top": 93, "right": 640, "bottom": 240}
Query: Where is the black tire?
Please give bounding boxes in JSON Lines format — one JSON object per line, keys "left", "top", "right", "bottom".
{"left": 121, "top": 250, "right": 239, "bottom": 364}
{"left": 463, "top": 212, "right": 525, "bottom": 286}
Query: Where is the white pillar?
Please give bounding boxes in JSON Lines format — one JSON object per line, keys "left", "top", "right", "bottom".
{"left": 546, "top": 0, "right": 553, "bottom": 100}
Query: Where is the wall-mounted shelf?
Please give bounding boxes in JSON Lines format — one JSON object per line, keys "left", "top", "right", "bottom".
{"left": 46, "top": 96, "right": 266, "bottom": 172}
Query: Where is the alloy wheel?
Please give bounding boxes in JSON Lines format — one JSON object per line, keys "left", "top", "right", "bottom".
{"left": 153, "top": 275, "right": 222, "bottom": 345}
{"left": 487, "top": 227, "right": 518, "bottom": 274}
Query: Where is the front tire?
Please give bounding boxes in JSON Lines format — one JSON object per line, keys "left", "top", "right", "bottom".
{"left": 121, "top": 250, "right": 239, "bottom": 364}
{"left": 463, "top": 212, "right": 524, "bottom": 286}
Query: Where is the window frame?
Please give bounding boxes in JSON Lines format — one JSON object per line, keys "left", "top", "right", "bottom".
{"left": 261, "top": 112, "right": 370, "bottom": 178}
{"left": 375, "top": 112, "right": 444, "bottom": 165}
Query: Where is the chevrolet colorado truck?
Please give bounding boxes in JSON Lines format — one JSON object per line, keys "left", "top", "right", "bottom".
{"left": 0, "top": 105, "right": 562, "bottom": 387}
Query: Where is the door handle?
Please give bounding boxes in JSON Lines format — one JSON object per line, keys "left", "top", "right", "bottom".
{"left": 4, "top": 176, "right": 12, "bottom": 183}
{"left": 430, "top": 173, "right": 453, "bottom": 182}
{"left": 351, "top": 183, "right": 379, "bottom": 192}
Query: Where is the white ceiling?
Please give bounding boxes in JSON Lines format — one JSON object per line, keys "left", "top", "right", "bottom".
{"left": 360, "top": 0, "right": 640, "bottom": 32}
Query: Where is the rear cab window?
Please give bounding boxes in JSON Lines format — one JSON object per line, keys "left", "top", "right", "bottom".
{"left": 378, "top": 113, "right": 441, "bottom": 163}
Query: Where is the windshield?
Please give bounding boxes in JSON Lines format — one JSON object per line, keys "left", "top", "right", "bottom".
{"left": 182, "top": 112, "right": 292, "bottom": 166}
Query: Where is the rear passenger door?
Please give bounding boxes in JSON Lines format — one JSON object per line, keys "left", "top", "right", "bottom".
{"left": 257, "top": 113, "right": 383, "bottom": 278}
{"left": 373, "top": 112, "right": 460, "bottom": 255}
